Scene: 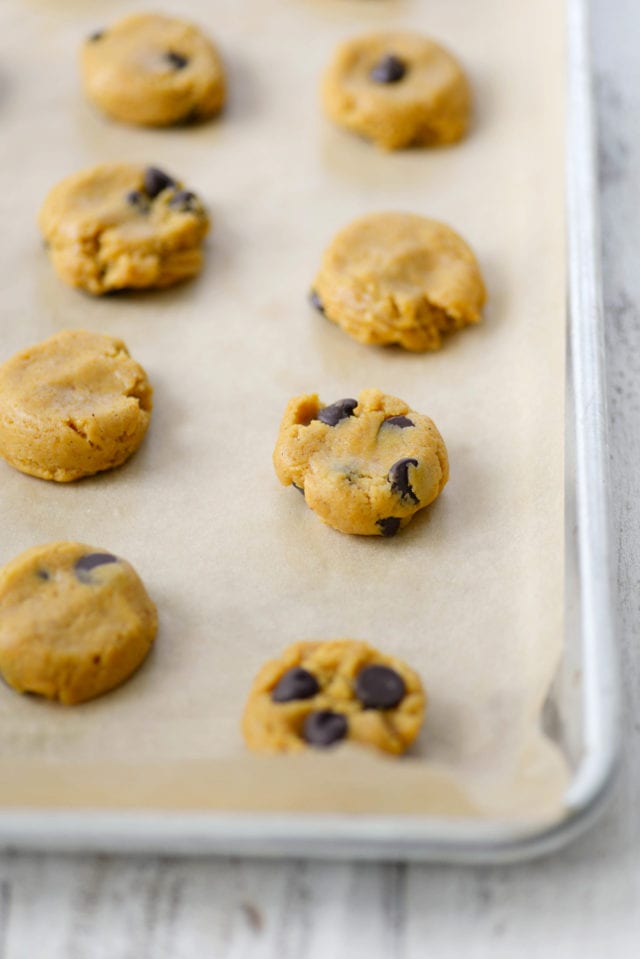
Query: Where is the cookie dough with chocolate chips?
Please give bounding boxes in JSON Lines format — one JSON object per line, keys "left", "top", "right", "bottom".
{"left": 242, "top": 639, "right": 426, "bottom": 754}
{"left": 0, "top": 330, "right": 152, "bottom": 482}
{"left": 80, "top": 12, "right": 226, "bottom": 126}
{"left": 312, "top": 212, "right": 486, "bottom": 352}
{"left": 39, "top": 163, "right": 209, "bottom": 294}
{"left": 273, "top": 388, "right": 448, "bottom": 536}
{"left": 321, "top": 31, "right": 470, "bottom": 150}
{"left": 0, "top": 542, "right": 157, "bottom": 705}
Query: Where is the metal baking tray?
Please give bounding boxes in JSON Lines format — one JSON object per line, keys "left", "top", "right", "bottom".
{"left": 0, "top": 0, "right": 620, "bottom": 861}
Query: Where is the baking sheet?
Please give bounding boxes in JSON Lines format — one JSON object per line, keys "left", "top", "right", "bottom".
{"left": 0, "top": 0, "right": 567, "bottom": 820}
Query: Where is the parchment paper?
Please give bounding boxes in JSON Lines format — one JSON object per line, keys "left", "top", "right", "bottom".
{"left": 0, "top": 0, "right": 567, "bottom": 820}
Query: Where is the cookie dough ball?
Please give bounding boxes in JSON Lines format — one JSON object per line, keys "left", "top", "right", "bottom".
{"left": 312, "top": 212, "right": 486, "bottom": 352}
{"left": 321, "top": 31, "right": 470, "bottom": 150}
{"left": 80, "top": 13, "right": 226, "bottom": 126}
{"left": 243, "top": 639, "right": 426, "bottom": 754}
{"left": 0, "top": 330, "right": 152, "bottom": 482}
{"left": 39, "top": 163, "right": 209, "bottom": 294}
{"left": 0, "top": 542, "right": 157, "bottom": 705}
{"left": 273, "top": 388, "right": 448, "bottom": 536}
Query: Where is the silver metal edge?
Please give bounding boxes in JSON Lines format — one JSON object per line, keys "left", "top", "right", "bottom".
{"left": 0, "top": 0, "right": 620, "bottom": 863}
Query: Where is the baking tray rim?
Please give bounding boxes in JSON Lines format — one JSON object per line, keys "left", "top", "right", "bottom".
{"left": 0, "top": 0, "right": 621, "bottom": 863}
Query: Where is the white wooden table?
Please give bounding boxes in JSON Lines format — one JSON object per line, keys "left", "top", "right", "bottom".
{"left": 1, "top": 2, "right": 639, "bottom": 954}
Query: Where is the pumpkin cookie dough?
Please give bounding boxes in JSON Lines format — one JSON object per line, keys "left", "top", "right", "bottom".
{"left": 242, "top": 639, "right": 426, "bottom": 754}
{"left": 312, "top": 212, "right": 486, "bottom": 352}
{"left": 321, "top": 31, "right": 470, "bottom": 150}
{"left": 0, "top": 542, "right": 157, "bottom": 705}
{"left": 39, "top": 163, "right": 209, "bottom": 295}
{"left": 80, "top": 12, "right": 225, "bottom": 126}
{"left": 273, "top": 388, "right": 448, "bottom": 536}
{"left": 0, "top": 330, "right": 152, "bottom": 482}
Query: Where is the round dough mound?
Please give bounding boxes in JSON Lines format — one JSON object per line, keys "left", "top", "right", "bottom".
{"left": 273, "top": 388, "right": 449, "bottom": 536}
{"left": 0, "top": 542, "right": 157, "bottom": 705}
{"left": 0, "top": 330, "right": 152, "bottom": 482}
{"left": 242, "top": 639, "right": 426, "bottom": 754}
{"left": 80, "top": 13, "right": 226, "bottom": 126}
{"left": 321, "top": 31, "right": 470, "bottom": 150}
{"left": 39, "top": 163, "right": 210, "bottom": 294}
{"left": 313, "top": 212, "right": 486, "bottom": 352}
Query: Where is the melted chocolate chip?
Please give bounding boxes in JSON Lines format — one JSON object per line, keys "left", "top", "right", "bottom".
{"left": 303, "top": 710, "right": 348, "bottom": 747}
{"left": 165, "top": 50, "right": 189, "bottom": 70}
{"left": 384, "top": 416, "right": 414, "bottom": 429}
{"left": 355, "top": 665, "right": 406, "bottom": 709}
{"left": 88, "top": 30, "right": 105, "bottom": 43}
{"left": 309, "top": 290, "right": 325, "bottom": 315}
{"left": 388, "top": 458, "right": 419, "bottom": 503}
{"left": 272, "top": 667, "right": 319, "bottom": 703}
{"left": 377, "top": 517, "right": 401, "bottom": 537}
{"left": 168, "top": 189, "right": 197, "bottom": 212}
{"left": 370, "top": 54, "right": 407, "bottom": 84}
{"left": 75, "top": 553, "right": 118, "bottom": 584}
{"left": 143, "top": 167, "right": 176, "bottom": 199}
{"left": 317, "top": 398, "right": 358, "bottom": 427}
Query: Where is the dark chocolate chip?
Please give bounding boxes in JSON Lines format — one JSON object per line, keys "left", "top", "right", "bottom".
{"left": 384, "top": 416, "right": 414, "bottom": 429}
{"left": 88, "top": 30, "right": 105, "bottom": 43}
{"left": 309, "top": 290, "right": 325, "bottom": 315}
{"left": 36, "top": 569, "right": 50, "bottom": 581}
{"left": 377, "top": 517, "right": 401, "bottom": 537}
{"left": 370, "top": 54, "right": 407, "bottom": 84}
{"left": 388, "top": 457, "right": 419, "bottom": 503}
{"left": 317, "top": 398, "right": 358, "bottom": 427}
{"left": 303, "top": 710, "right": 348, "bottom": 747}
{"left": 168, "top": 189, "right": 197, "bottom": 212}
{"left": 272, "top": 667, "right": 320, "bottom": 703}
{"left": 292, "top": 483, "right": 305, "bottom": 496}
{"left": 165, "top": 50, "right": 189, "bottom": 70}
{"left": 143, "top": 167, "right": 176, "bottom": 199}
{"left": 126, "top": 190, "right": 147, "bottom": 209}
{"left": 355, "top": 665, "right": 406, "bottom": 709}
{"left": 75, "top": 553, "right": 118, "bottom": 584}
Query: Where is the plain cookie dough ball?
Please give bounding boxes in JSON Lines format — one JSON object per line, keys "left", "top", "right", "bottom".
{"left": 273, "top": 388, "right": 448, "bottom": 536}
{"left": 321, "top": 31, "right": 470, "bottom": 150}
{"left": 80, "top": 12, "right": 226, "bottom": 126}
{"left": 242, "top": 639, "right": 426, "bottom": 754}
{"left": 39, "top": 163, "right": 209, "bottom": 295}
{"left": 0, "top": 542, "right": 157, "bottom": 705}
{"left": 0, "top": 330, "right": 152, "bottom": 482}
{"left": 312, "top": 212, "right": 486, "bottom": 352}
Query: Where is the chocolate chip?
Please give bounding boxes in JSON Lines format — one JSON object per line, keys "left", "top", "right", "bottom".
{"left": 126, "top": 190, "right": 147, "bottom": 209}
{"left": 165, "top": 50, "right": 189, "bottom": 70}
{"left": 143, "top": 167, "right": 176, "bottom": 198}
{"left": 317, "top": 398, "right": 358, "bottom": 427}
{"left": 303, "top": 710, "right": 348, "bottom": 747}
{"left": 370, "top": 54, "right": 407, "bottom": 84}
{"left": 309, "top": 290, "right": 325, "bottom": 315}
{"left": 88, "top": 30, "right": 105, "bottom": 43}
{"left": 36, "top": 569, "right": 50, "bottom": 581}
{"left": 355, "top": 665, "right": 406, "bottom": 709}
{"left": 388, "top": 458, "right": 419, "bottom": 503}
{"left": 377, "top": 517, "right": 401, "bottom": 537}
{"left": 272, "top": 667, "right": 319, "bottom": 703}
{"left": 384, "top": 416, "right": 414, "bottom": 429}
{"left": 75, "top": 553, "right": 118, "bottom": 584}
{"left": 168, "top": 189, "right": 197, "bottom": 212}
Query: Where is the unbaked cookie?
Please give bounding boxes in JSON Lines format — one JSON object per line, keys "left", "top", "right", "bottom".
{"left": 39, "top": 163, "right": 209, "bottom": 294}
{"left": 273, "top": 388, "right": 448, "bottom": 536}
{"left": 0, "top": 542, "right": 157, "bottom": 705}
{"left": 0, "top": 330, "right": 152, "bottom": 482}
{"left": 321, "top": 31, "right": 470, "bottom": 150}
{"left": 242, "top": 639, "right": 426, "bottom": 754}
{"left": 81, "top": 13, "right": 225, "bottom": 126}
{"left": 312, "top": 212, "right": 486, "bottom": 352}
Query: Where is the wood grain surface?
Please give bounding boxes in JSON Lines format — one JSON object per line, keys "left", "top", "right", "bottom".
{"left": 1, "top": 1, "right": 640, "bottom": 955}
